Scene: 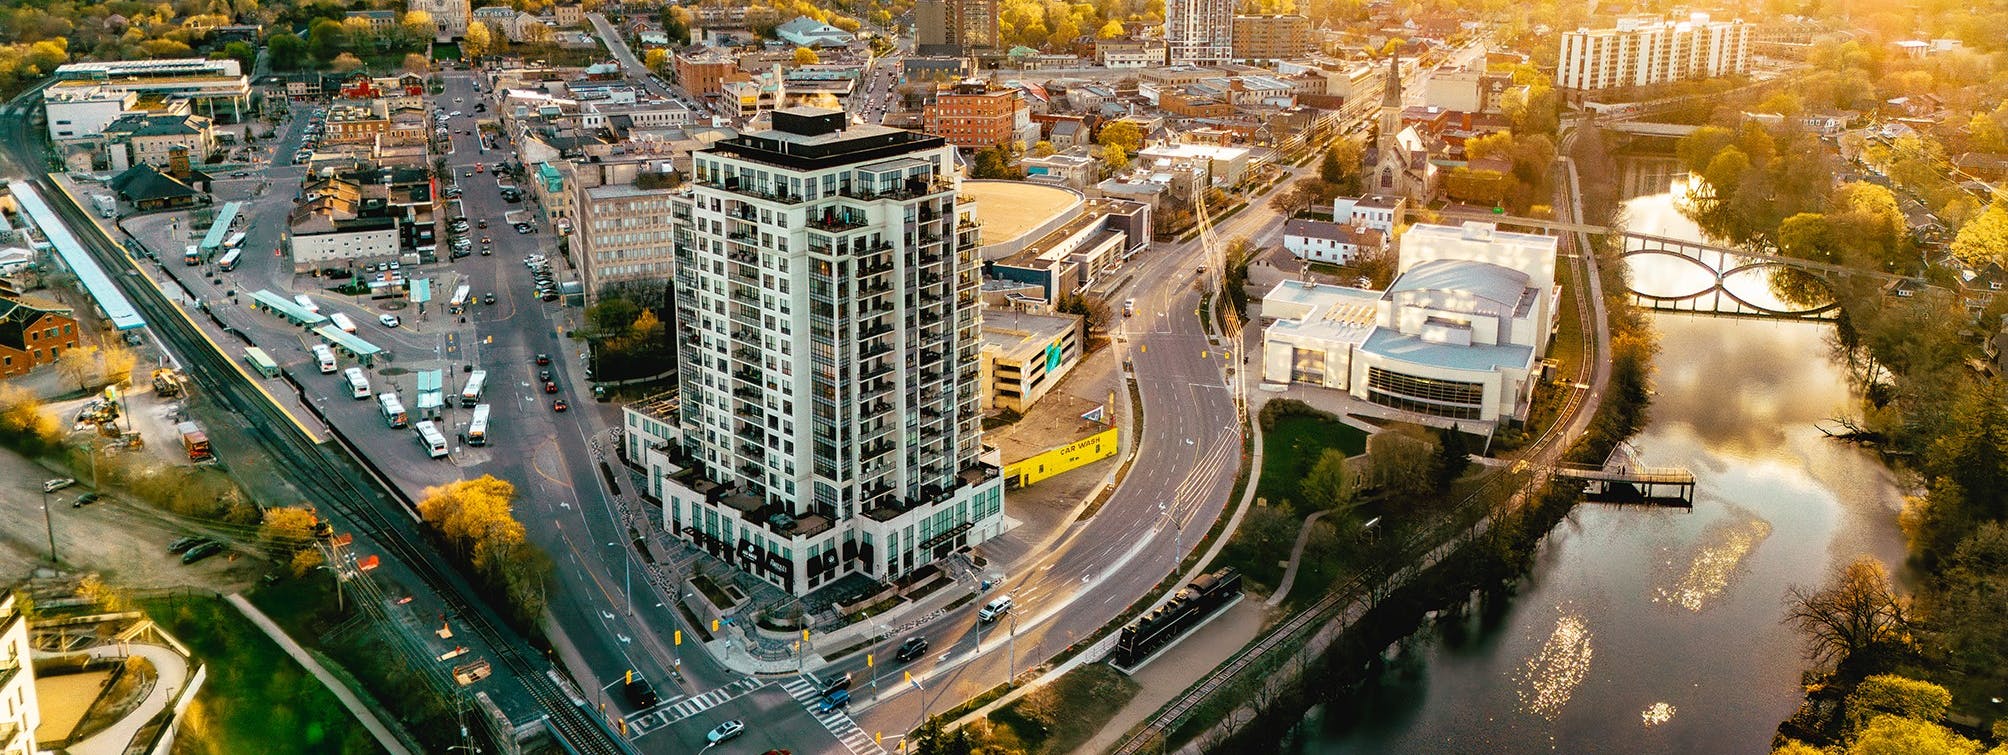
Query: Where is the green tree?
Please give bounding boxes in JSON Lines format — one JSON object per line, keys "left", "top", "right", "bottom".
{"left": 1701, "top": 147, "right": 1751, "bottom": 201}
{"left": 1436, "top": 424, "right": 1472, "bottom": 490}
{"left": 222, "top": 41, "right": 255, "bottom": 72}
{"left": 1030, "top": 140, "right": 1056, "bottom": 157}
{"left": 970, "top": 145, "right": 1021, "bottom": 179}
{"left": 308, "top": 18, "right": 348, "bottom": 62}
{"left": 1301, "top": 448, "right": 1353, "bottom": 513}
{"left": 1368, "top": 424, "right": 1440, "bottom": 502}
{"left": 267, "top": 31, "right": 309, "bottom": 71}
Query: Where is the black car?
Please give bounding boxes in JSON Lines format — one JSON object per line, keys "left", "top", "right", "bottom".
{"left": 71, "top": 492, "right": 102, "bottom": 508}
{"left": 181, "top": 541, "right": 226, "bottom": 564}
{"left": 895, "top": 637, "right": 929, "bottom": 662}
{"left": 168, "top": 536, "right": 208, "bottom": 554}
{"left": 624, "top": 679, "right": 659, "bottom": 708}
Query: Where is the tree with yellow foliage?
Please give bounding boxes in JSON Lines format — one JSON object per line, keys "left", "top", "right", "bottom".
{"left": 463, "top": 21, "right": 494, "bottom": 59}
{"left": 793, "top": 46, "right": 820, "bottom": 66}
{"left": 259, "top": 507, "right": 321, "bottom": 550}
{"left": 418, "top": 476, "right": 550, "bottom": 625}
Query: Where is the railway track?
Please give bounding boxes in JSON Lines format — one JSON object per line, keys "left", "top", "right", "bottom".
{"left": 31, "top": 178, "right": 628, "bottom": 755}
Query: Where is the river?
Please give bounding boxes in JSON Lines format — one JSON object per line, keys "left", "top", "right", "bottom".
{"left": 1301, "top": 158, "right": 1911, "bottom": 754}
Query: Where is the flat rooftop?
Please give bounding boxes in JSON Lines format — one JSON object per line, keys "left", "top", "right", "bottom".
{"left": 981, "top": 309, "right": 1080, "bottom": 360}
{"left": 961, "top": 180, "right": 1081, "bottom": 250}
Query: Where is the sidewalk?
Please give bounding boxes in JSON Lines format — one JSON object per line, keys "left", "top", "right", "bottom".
{"left": 1077, "top": 600, "right": 1271, "bottom": 754}
{"left": 225, "top": 593, "right": 417, "bottom": 755}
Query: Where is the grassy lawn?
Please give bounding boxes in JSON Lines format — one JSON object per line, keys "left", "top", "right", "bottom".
{"left": 140, "top": 594, "right": 378, "bottom": 755}
{"left": 1256, "top": 413, "right": 1368, "bottom": 507}
{"left": 979, "top": 664, "right": 1141, "bottom": 754}
{"left": 430, "top": 43, "right": 462, "bottom": 60}
{"left": 250, "top": 574, "right": 458, "bottom": 752}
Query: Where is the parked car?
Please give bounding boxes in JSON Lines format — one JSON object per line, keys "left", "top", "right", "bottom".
{"left": 43, "top": 478, "right": 75, "bottom": 492}
{"left": 181, "top": 541, "right": 226, "bottom": 564}
{"left": 72, "top": 492, "right": 102, "bottom": 508}
{"left": 168, "top": 536, "right": 208, "bottom": 554}
{"left": 895, "top": 636, "right": 929, "bottom": 662}
{"left": 705, "top": 720, "right": 744, "bottom": 744}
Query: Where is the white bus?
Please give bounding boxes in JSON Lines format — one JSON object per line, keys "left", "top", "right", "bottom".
{"left": 460, "top": 370, "right": 487, "bottom": 407}
{"left": 449, "top": 285, "right": 471, "bottom": 314}
{"left": 414, "top": 420, "right": 449, "bottom": 458}
{"left": 311, "top": 344, "right": 337, "bottom": 373}
{"left": 465, "top": 404, "right": 490, "bottom": 446}
{"left": 378, "top": 392, "right": 409, "bottom": 428}
{"left": 217, "top": 248, "right": 241, "bottom": 272}
{"left": 293, "top": 294, "right": 321, "bottom": 313}
{"left": 343, "top": 367, "right": 371, "bottom": 399}
{"left": 329, "top": 312, "right": 357, "bottom": 333}
{"left": 224, "top": 231, "right": 246, "bottom": 250}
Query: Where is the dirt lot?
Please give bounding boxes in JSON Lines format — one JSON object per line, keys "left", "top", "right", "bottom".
{"left": 0, "top": 447, "right": 259, "bottom": 591}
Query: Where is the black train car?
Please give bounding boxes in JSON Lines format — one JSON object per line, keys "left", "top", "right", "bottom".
{"left": 1113, "top": 567, "right": 1243, "bottom": 668}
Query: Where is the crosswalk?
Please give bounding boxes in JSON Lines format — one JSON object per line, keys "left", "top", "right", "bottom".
{"left": 624, "top": 677, "right": 764, "bottom": 736}
{"left": 783, "top": 676, "right": 884, "bottom": 755}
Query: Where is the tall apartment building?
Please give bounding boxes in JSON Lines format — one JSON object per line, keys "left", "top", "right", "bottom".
{"left": 915, "top": 0, "right": 999, "bottom": 52}
{"left": 1166, "top": 0, "right": 1234, "bottom": 65}
{"left": 658, "top": 108, "right": 1005, "bottom": 595}
{"left": 1232, "top": 15, "right": 1312, "bottom": 60}
{"left": 923, "top": 81, "right": 1033, "bottom": 150}
{"left": 0, "top": 593, "right": 39, "bottom": 755}
{"left": 1557, "top": 13, "right": 1750, "bottom": 92}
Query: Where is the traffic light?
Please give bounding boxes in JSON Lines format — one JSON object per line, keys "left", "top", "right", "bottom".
{"left": 802, "top": 629, "right": 810, "bottom": 642}
{"left": 867, "top": 653, "right": 874, "bottom": 668}
{"left": 712, "top": 618, "right": 720, "bottom": 632}
{"left": 625, "top": 669, "right": 632, "bottom": 685}
{"left": 674, "top": 630, "right": 682, "bottom": 646}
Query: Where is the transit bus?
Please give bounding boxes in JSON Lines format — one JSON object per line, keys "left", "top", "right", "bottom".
{"left": 343, "top": 367, "right": 372, "bottom": 399}
{"left": 217, "top": 248, "right": 241, "bottom": 272}
{"left": 311, "top": 344, "right": 337, "bottom": 373}
{"left": 449, "top": 285, "right": 471, "bottom": 314}
{"left": 293, "top": 294, "right": 321, "bottom": 313}
{"left": 378, "top": 392, "right": 408, "bottom": 428}
{"left": 329, "top": 312, "right": 357, "bottom": 333}
{"left": 464, "top": 404, "right": 490, "bottom": 446}
{"left": 414, "top": 420, "right": 449, "bottom": 458}
{"left": 244, "top": 347, "right": 280, "bottom": 378}
{"left": 459, "top": 370, "right": 487, "bottom": 407}
{"left": 184, "top": 245, "right": 201, "bottom": 266}
{"left": 224, "top": 231, "right": 246, "bottom": 250}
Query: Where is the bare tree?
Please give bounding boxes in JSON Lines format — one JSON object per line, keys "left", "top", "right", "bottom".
{"left": 1784, "top": 556, "right": 1910, "bottom": 669}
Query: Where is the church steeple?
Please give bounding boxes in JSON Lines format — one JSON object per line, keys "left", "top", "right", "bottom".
{"left": 1382, "top": 49, "right": 1403, "bottom": 108}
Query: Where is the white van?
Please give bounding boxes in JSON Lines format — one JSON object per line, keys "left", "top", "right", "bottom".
{"left": 978, "top": 596, "right": 1014, "bottom": 623}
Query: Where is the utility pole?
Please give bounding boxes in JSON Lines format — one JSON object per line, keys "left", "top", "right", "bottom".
{"left": 1008, "top": 611, "right": 1018, "bottom": 681}
{"left": 40, "top": 489, "right": 57, "bottom": 564}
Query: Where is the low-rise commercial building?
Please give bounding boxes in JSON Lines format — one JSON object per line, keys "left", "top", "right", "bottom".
{"left": 1282, "top": 218, "right": 1384, "bottom": 264}
{"left": 980, "top": 309, "right": 1085, "bottom": 413}
{"left": 0, "top": 296, "right": 79, "bottom": 378}
{"left": 100, "top": 113, "right": 215, "bottom": 171}
{"left": 1260, "top": 221, "right": 1560, "bottom": 425}
{"left": 923, "top": 81, "right": 1035, "bottom": 150}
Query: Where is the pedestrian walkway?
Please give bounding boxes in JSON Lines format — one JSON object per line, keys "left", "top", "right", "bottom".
{"left": 780, "top": 675, "right": 885, "bottom": 755}
{"left": 224, "top": 593, "right": 416, "bottom": 755}
{"left": 634, "top": 677, "right": 763, "bottom": 726}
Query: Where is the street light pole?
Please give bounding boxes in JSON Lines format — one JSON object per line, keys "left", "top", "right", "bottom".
{"left": 40, "top": 489, "right": 57, "bottom": 564}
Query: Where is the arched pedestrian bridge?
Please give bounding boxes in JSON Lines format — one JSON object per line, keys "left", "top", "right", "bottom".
{"left": 1436, "top": 212, "right": 1933, "bottom": 320}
